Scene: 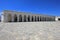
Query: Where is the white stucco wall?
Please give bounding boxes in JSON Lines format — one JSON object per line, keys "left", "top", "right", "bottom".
{"left": 2, "top": 10, "right": 55, "bottom": 22}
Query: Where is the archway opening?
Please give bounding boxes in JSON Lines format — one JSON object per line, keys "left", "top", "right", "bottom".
{"left": 14, "top": 14, "right": 17, "bottom": 22}
{"left": 58, "top": 18, "right": 60, "bottom": 21}
{"left": 24, "top": 15, "right": 26, "bottom": 22}
{"left": 19, "top": 15, "right": 22, "bottom": 22}
{"left": 32, "top": 16, "right": 34, "bottom": 21}
{"left": 37, "top": 16, "right": 39, "bottom": 21}
{"left": 28, "top": 15, "right": 30, "bottom": 22}
{"left": 8, "top": 14, "right": 12, "bottom": 22}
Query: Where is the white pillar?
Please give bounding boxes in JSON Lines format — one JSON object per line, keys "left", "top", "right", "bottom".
{"left": 33, "top": 16, "right": 35, "bottom": 22}
{"left": 39, "top": 16, "right": 40, "bottom": 21}
{"left": 26, "top": 16, "right": 28, "bottom": 22}
{"left": 1, "top": 14, "right": 4, "bottom": 22}
{"left": 36, "top": 16, "right": 38, "bottom": 21}
{"left": 30, "top": 16, "right": 31, "bottom": 22}
{"left": 17, "top": 15, "right": 19, "bottom": 22}
{"left": 31, "top": 16, "right": 32, "bottom": 22}
{"left": 22, "top": 15, "right": 24, "bottom": 22}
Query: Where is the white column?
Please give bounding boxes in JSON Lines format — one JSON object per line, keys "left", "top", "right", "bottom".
{"left": 5, "top": 14, "right": 8, "bottom": 22}
{"left": 1, "top": 14, "right": 4, "bottom": 22}
{"left": 33, "top": 16, "right": 35, "bottom": 22}
{"left": 36, "top": 16, "right": 38, "bottom": 21}
{"left": 26, "top": 16, "right": 28, "bottom": 22}
{"left": 39, "top": 16, "right": 40, "bottom": 21}
{"left": 17, "top": 15, "right": 19, "bottom": 22}
{"left": 40, "top": 16, "right": 41, "bottom": 21}
{"left": 22, "top": 15, "right": 24, "bottom": 22}
{"left": 29, "top": 16, "right": 31, "bottom": 22}
{"left": 30, "top": 16, "right": 32, "bottom": 22}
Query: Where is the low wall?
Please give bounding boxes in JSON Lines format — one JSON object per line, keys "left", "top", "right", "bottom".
{"left": 0, "top": 22, "right": 60, "bottom": 40}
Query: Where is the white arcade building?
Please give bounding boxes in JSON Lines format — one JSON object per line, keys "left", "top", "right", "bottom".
{"left": 1, "top": 10, "right": 60, "bottom": 22}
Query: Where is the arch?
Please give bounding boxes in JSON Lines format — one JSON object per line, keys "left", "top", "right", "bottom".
{"left": 32, "top": 16, "right": 34, "bottom": 21}
{"left": 37, "top": 16, "right": 39, "bottom": 21}
{"left": 24, "top": 15, "right": 26, "bottom": 22}
{"left": 28, "top": 15, "right": 30, "bottom": 22}
{"left": 7, "top": 14, "right": 12, "bottom": 22}
{"left": 19, "top": 15, "right": 22, "bottom": 22}
{"left": 58, "top": 18, "right": 60, "bottom": 21}
{"left": 45, "top": 17, "right": 47, "bottom": 21}
{"left": 14, "top": 14, "right": 17, "bottom": 22}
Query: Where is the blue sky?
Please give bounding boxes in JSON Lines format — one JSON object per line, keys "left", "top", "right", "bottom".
{"left": 0, "top": 0, "right": 60, "bottom": 16}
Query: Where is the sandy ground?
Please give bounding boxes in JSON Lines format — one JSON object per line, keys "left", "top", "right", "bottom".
{"left": 0, "top": 21, "right": 60, "bottom": 40}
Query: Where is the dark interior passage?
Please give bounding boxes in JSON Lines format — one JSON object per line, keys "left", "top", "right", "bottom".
{"left": 24, "top": 15, "right": 26, "bottom": 22}
{"left": 28, "top": 15, "right": 30, "bottom": 22}
{"left": 19, "top": 15, "right": 22, "bottom": 22}
{"left": 58, "top": 18, "right": 60, "bottom": 21}
{"left": 14, "top": 14, "right": 17, "bottom": 22}
{"left": 32, "top": 16, "right": 34, "bottom": 21}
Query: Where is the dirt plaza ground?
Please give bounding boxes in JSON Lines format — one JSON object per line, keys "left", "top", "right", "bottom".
{"left": 0, "top": 21, "right": 60, "bottom": 40}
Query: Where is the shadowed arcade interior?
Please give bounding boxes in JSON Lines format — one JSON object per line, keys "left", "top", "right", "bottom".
{"left": 7, "top": 14, "right": 55, "bottom": 22}
{"left": 58, "top": 18, "right": 60, "bottom": 21}
{"left": 14, "top": 14, "right": 17, "bottom": 22}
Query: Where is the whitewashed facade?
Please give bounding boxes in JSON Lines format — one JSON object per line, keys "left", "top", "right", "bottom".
{"left": 1, "top": 10, "right": 56, "bottom": 22}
